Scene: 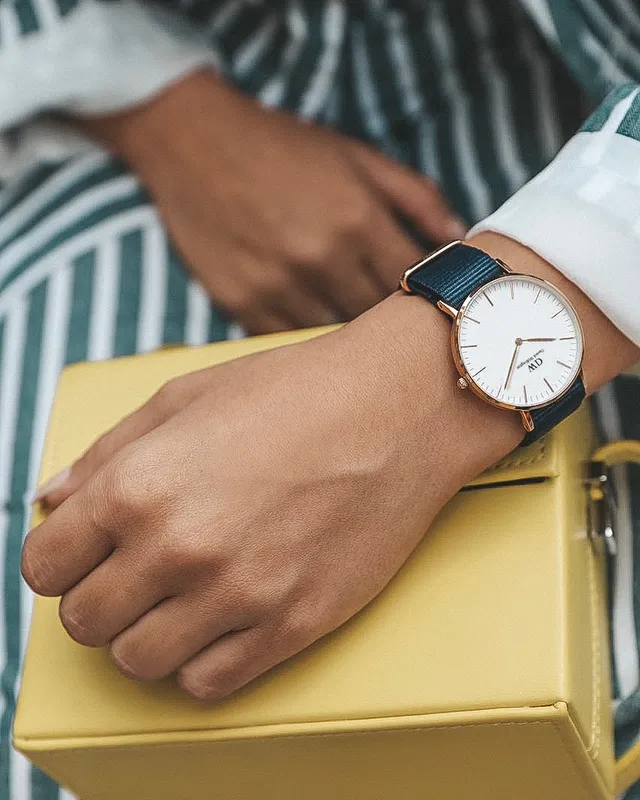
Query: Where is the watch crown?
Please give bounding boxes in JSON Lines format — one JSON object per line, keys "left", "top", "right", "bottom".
{"left": 457, "top": 377, "right": 469, "bottom": 390}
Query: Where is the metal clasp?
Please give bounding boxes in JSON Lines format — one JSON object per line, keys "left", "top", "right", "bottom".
{"left": 584, "top": 460, "right": 618, "bottom": 556}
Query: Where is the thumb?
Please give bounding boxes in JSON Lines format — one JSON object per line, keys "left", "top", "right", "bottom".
{"left": 35, "top": 368, "right": 213, "bottom": 510}
{"left": 345, "top": 140, "right": 467, "bottom": 245}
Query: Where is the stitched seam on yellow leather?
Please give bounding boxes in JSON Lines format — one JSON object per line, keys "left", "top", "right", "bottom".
{"left": 549, "top": 717, "right": 606, "bottom": 800}
{"left": 586, "top": 539, "right": 602, "bottom": 759}
{"left": 12, "top": 717, "right": 571, "bottom": 750}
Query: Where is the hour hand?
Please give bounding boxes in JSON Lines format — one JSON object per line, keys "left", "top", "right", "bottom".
{"left": 520, "top": 337, "right": 556, "bottom": 342}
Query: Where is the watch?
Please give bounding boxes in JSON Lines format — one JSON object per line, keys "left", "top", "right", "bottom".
{"left": 399, "top": 241, "right": 586, "bottom": 446}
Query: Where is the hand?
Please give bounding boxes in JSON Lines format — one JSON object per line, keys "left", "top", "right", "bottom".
{"left": 23, "top": 292, "right": 520, "bottom": 702}
{"left": 82, "top": 70, "right": 466, "bottom": 334}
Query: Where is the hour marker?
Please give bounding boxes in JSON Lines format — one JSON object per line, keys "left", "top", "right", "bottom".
{"left": 544, "top": 378, "right": 553, "bottom": 391}
{"left": 534, "top": 288, "right": 541, "bottom": 304}
{"left": 510, "top": 283, "right": 514, "bottom": 300}
{"left": 559, "top": 336, "right": 574, "bottom": 340}
{"left": 460, "top": 344, "right": 478, "bottom": 348}
{"left": 523, "top": 385, "right": 528, "bottom": 403}
{"left": 466, "top": 316, "right": 481, "bottom": 324}
{"left": 473, "top": 367, "right": 486, "bottom": 377}
{"left": 551, "top": 309, "right": 563, "bottom": 318}
{"left": 483, "top": 292, "right": 494, "bottom": 306}
{"left": 557, "top": 360, "right": 571, "bottom": 369}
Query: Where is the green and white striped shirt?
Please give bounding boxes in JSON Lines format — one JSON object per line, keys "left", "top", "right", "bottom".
{"left": 0, "top": 1, "right": 639, "bottom": 798}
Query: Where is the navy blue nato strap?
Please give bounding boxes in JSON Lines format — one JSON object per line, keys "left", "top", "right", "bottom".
{"left": 403, "top": 242, "right": 586, "bottom": 447}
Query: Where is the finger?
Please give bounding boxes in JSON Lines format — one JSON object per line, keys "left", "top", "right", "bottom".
{"left": 110, "top": 594, "right": 252, "bottom": 681}
{"left": 278, "top": 279, "right": 338, "bottom": 329}
{"left": 178, "top": 625, "right": 289, "bottom": 702}
{"left": 366, "top": 205, "right": 424, "bottom": 290}
{"left": 218, "top": 260, "right": 338, "bottom": 332}
{"left": 319, "top": 266, "right": 384, "bottom": 320}
{"left": 58, "top": 549, "right": 168, "bottom": 647}
{"left": 303, "top": 237, "right": 385, "bottom": 320}
{"left": 346, "top": 140, "right": 467, "bottom": 245}
{"left": 234, "top": 304, "right": 298, "bottom": 335}
{"left": 240, "top": 267, "right": 338, "bottom": 331}
{"left": 36, "top": 369, "right": 213, "bottom": 510}
{"left": 202, "top": 271, "right": 297, "bottom": 336}
{"left": 22, "top": 479, "right": 114, "bottom": 597}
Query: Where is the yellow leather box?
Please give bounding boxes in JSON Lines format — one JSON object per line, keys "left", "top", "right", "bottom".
{"left": 15, "top": 327, "right": 615, "bottom": 800}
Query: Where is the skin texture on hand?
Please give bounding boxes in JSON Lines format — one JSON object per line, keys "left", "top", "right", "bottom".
{"left": 22, "top": 233, "right": 639, "bottom": 703}
{"left": 81, "top": 69, "right": 466, "bottom": 334}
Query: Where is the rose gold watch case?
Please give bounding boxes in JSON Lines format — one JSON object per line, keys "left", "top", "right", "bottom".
{"left": 451, "top": 273, "right": 584, "bottom": 414}
{"left": 400, "top": 244, "right": 586, "bottom": 427}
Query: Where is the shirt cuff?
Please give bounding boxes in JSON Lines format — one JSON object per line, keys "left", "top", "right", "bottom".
{"left": 0, "top": 0, "right": 219, "bottom": 129}
{"left": 468, "top": 131, "right": 640, "bottom": 348}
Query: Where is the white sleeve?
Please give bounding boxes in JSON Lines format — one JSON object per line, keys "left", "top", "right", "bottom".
{"left": 469, "top": 84, "right": 640, "bottom": 347}
{"left": 0, "top": 0, "right": 219, "bottom": 130}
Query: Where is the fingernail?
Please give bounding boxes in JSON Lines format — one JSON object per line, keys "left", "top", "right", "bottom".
{"left": 446, "top": 217, "right": 469, "bottom": 240}
{"left": 33, "top": 467, "right": 71, "bottom": 504}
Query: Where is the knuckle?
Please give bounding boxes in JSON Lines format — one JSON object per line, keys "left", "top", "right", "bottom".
{"left": 179, "top": 664, "right": 237, "bottom": 702}
{"left": 284, "top": 205, "right": 371, "bottom": 270}
{"left": 283, "top": 230, "right": 332, "bottom": 269}
{"left": 282, "top": 603, "right": 324, "bottom": 648}
{"left": 340, "top": 197, "right": 373, "bottom": 237}
{"left": 68, "top": 435, "right": 112, "bottom": 481}
{"left": 235, "top": 585, "right": 267, "bottom": 617}
{"left": 103, "top": 475, "right": 138, "bottom": 522}
{"left": 21, "top": 539, "right": 57, "bottom": 596}
{"left": 87, "top": 426, "right": 121, "bottom": 462}
{"left": 110, "top": 641, "right": 149, "bottom": 681}
{"left": 159, "top": 533, "right": 223, "bottom": 576}
{"left": 94, "top": 453, "right": 156, "bottom": 523}
{"left": 220, "top": 583, "right": 266, "bottom": 621}
{"left": 152, "top": 377, "right": 181, "bottom": 412}
{"left": 223, "top": 288, "right": 254, "bottom": 318}
{"left": 59, "top": 595, "right": 103, "bottom": 647}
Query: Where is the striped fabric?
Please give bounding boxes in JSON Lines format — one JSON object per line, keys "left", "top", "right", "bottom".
{"left": 0, "top": 1, "right": 638, "bottom": 799}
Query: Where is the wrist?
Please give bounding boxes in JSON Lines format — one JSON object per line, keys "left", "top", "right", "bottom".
{"left": 347, "top": 231, "right": 639, "bottom": 500}
{"left": 79, "top": 68, "right": 234, "bottom": 178}
{"left": 342, "top": 288, "right": 523, "bottom": 506}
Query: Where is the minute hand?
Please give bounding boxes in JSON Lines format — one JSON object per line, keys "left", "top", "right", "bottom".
{"left": 520, "top": 337, "right": 557, "bottom": 342}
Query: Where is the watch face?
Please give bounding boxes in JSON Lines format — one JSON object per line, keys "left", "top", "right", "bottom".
{"left": 454, "top": 274, "right": 584, "bottom": 410}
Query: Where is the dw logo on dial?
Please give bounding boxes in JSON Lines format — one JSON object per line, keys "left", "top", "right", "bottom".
{"left": 527, "top": 358, "right": 543, "bottom": 372}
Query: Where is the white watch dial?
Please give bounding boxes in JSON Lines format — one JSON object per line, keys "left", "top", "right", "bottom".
{"left": 455, "top": 275, "right": 583, "bottom": 409}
